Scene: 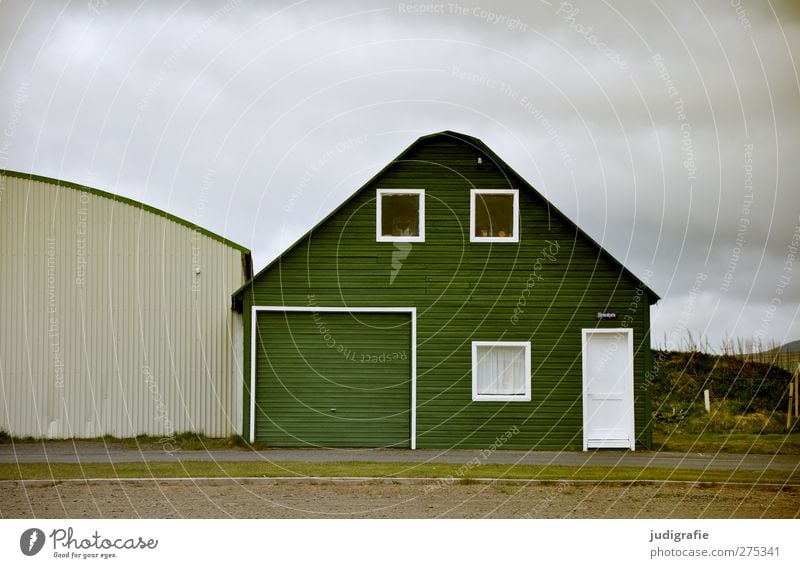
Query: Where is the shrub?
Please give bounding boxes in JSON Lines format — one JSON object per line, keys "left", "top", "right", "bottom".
{"left": 651, "top": 350, "right": 793, "bottom": 414}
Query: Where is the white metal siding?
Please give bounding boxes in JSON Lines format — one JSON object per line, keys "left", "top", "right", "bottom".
{"left": 0, "top": 174, "right": 247, "bottom": 438}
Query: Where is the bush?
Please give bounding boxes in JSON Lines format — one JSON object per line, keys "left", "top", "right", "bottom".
{"left": 0, "top": 430, "right": 10, "bottom": 444}
{"left": 651, "top": 351, "right": 793, "bottom": 414}
{"left": 650, "top": 349, "right": 797, "bottom": 435}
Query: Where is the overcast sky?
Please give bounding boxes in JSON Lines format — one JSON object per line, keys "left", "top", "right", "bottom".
{"left": 1, "top": 0, "right": 798, "bottom": 350}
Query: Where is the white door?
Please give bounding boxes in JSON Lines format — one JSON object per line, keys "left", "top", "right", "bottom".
{"left": 582, "top": 329, "right": 635, "bottom": 450}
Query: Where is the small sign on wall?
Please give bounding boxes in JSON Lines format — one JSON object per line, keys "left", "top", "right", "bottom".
{"left": 596, "top": 311, "right": 618, "bottom": 320}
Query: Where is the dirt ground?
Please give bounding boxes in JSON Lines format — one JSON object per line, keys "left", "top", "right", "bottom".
{"left": 2, "top": 480, "right": 798, "bottom": 518}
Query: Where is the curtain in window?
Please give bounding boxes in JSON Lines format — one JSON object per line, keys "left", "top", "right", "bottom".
{"left": 476, "top": 345, "right": 526, "bottom": 395}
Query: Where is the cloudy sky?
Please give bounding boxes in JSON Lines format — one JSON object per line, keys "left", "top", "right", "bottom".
{"left": 1, "top": 0, "right": 798, "bottom": 350}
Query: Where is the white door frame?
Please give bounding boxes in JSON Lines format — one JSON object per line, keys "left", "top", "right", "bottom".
{"left": 581, "top": 328, "right": 635, "bottom": 451}
{"left": 250, "top": 306, "right": 417, "bottom": 448}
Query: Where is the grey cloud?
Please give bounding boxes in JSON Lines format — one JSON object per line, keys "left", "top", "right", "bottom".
{"left": 0, "top": 0, "right": 797, "bottom": 348}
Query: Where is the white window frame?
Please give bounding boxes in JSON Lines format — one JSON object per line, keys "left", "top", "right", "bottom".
{"left": 470, "top": 189, "right": 519, "bottom": 243}
{"left": 471, "top": 341, "right": 531, "bottom": 401}
{"left": 376, "top": 189, "right": 425, "bottom": 242}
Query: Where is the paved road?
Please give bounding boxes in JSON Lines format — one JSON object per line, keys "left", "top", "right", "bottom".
{"left": 1, "top": 442, "right": 798, "bottom": 472}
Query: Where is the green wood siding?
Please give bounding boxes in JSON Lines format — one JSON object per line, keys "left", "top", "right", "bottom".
{"left": 241, "top": 134, "right": 653, "bottom": 450}
{"left": 254, "top": 311, "right": 411, "bottom": 447}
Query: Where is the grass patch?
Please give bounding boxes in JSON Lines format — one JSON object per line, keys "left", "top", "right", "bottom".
{"left": 652, "top": 399, "right": 800, "bottom": 454}
{"left": 653, "top": 431, "right": 800, "bottom": 454}
{"left": 0, "top": 461, "right": 797, "bottom": 485}
{"left": 664, "top": 401, "right": 789, "bottom": 435}
{"left": 5, "top": 429, "right": 799, "bottom": 455}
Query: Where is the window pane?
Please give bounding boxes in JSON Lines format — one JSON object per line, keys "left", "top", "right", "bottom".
{"left": 381, "top": 194, "right": 420, "bottom": 237}
{"left": 475, "top": 193, "right": 514, "bottom": 238}
{"left": 476, "top": 345, "right": 526, "bottom": 395}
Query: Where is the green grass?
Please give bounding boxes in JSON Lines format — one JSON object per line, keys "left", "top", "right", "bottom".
{"left": 653, "top": 432, "right": 800, "bottom": 454}
{"left": 0, "top": 461, "right": 797, "bottom": 485}
{"left": 651, "top": 398, "right": 800, "bottom": 454}
{"left": 5, "top": 428, "right": 800, "bottom": 455}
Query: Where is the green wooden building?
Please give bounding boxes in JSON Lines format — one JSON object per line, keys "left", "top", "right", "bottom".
{"left": 232, "top": 131, "right": 659, "bottom": 451}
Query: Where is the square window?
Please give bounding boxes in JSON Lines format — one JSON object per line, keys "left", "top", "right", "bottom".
{"left": 471, "top": 189, "right": 519, "bottom": 242}
{"left": 376, "top": 189, "right": 425, "bottom": 242}
{"left": 472, "top": 341, "right": 531, "bottom": 401}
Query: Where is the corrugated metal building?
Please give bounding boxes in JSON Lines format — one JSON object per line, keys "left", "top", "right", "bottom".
{"left": 0, "top": 170, "right": 252, "bottom": 438}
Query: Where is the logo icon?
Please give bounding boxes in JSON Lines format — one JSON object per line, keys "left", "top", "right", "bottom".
{"left": 20, "top": 528, "right": 45, "bottom": 556}
{"left": 390, "top": 242, "right": 412, "bottom": 284}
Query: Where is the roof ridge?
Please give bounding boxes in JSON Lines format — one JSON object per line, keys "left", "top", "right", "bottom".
{"left": 229, "top": 131, "right": 659, "bottom": 304}
{"left": 0, "top": 169, "right": 251, "bottom": 255}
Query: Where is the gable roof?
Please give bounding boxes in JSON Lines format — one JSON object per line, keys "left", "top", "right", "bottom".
{"left": 232, "top": 130, "right": 659, "bottom": 308}
{"left": 1, "top": 169, "right": 253, "bottom": 278}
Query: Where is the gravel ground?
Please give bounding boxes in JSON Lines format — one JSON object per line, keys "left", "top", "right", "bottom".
{"left": 2, "top": 480, "right": 798, "bottom": 518}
